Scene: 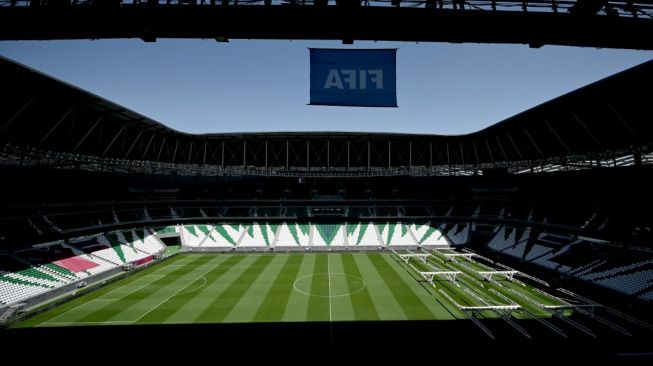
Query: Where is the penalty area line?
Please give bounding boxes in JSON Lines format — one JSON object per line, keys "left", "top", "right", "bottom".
{"left": 38, "top": 274, "right": 163, "bottom": 327}
{"left": 129, "top": 261, "right": 222, "bottom": 323}
{"left": 41, "top": 320, "right": 134, "bottom": 326}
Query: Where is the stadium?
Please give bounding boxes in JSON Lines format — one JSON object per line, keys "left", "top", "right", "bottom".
{"left": 1, "top": 0, "right": 653, "bottom": 363}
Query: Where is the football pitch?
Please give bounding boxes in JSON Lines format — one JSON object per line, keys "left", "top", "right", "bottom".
{"left": 15, "top": 251, "right": 566, "bottom": 327}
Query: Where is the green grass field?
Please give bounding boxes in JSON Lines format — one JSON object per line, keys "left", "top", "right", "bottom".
{"left": 15, "top": 251, "right": 566, "bottom": 328}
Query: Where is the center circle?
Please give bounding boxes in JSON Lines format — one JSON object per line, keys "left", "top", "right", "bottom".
{"left": 293, "top": 273, "right": 365, "bottom": 298}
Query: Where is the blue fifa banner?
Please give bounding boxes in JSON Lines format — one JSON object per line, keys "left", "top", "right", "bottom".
{"left": 310, "top": 48, "right": 397, "bottom": 107}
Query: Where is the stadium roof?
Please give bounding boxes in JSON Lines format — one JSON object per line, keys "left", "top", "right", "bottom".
{"left": 1, "top": 56, "right": 652, "bottom": 171}
{"left": 2, "top": 2, "right": 653, "bottom": 50}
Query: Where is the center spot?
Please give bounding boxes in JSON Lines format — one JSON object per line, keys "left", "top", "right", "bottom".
{"left": 293, "top": 273, "right": 365, "bottom": 298}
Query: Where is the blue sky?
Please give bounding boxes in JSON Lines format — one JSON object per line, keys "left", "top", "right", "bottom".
{"left": 0, "top": 39, "right": 651, "bottom": 135}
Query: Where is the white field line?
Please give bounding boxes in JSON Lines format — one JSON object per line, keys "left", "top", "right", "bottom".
{"left": 327, "top": 254, "right": 332, "bottom": 322}
{"left": 39, "top": 274, "right": 164, "bottom": 327}
{"left": 41, "top": 320, "right": 134, "bottom": 326}
{"left": 130, "top": 260, "right": 223, "bottom": 323}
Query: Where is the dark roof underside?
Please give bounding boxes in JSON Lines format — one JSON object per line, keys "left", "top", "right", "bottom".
{"left": 0, "top": 56, "right": 652, "bottom": 168}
